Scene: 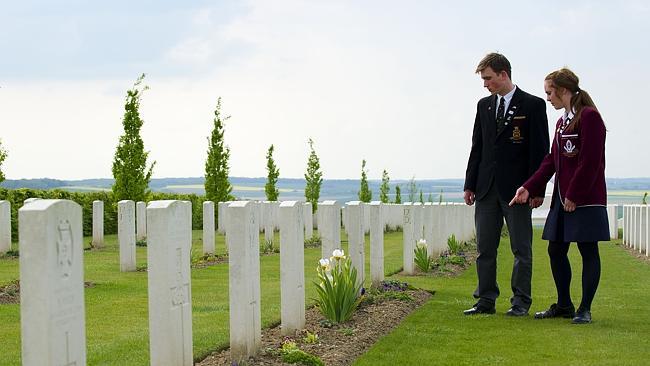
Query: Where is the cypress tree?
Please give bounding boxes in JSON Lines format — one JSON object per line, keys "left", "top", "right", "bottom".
{"left": 111, "top": 74, "right": 155, "bottom": 202}
{"left": 394, "top": 185, "right": 402, "bottom": 204}
{"left": 0, "top": 139, "right": 7, "bottom": 184}
{"left": 205, "top": 97, "right": 234, "bottom": 203}
{"left": 304, "top": 138, "right": 323, "bottom": 213}
{"left": 358, "top": 159, "right": 372, "bottom": 203}
{"left": 379, "top": 169, "right": 390, "bottom": 203}
{"left": 265, "top": 144, "right": 280, "bottom": 201}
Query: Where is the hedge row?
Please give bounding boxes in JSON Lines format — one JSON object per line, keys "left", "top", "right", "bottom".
{"left": 0, "top": 188, "right": 209, "bottom": 242}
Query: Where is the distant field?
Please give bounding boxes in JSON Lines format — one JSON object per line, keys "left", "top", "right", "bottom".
{"left": 165, "top": 184, "right": 298, "bottom": 193}
{"left": 56, "top": 186, "right": 111, "bottom": 192}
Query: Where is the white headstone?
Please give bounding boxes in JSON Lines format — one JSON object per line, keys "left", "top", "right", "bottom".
{"left": 369, "top": 201, "right": 384, "bottom": 286}
{"left": 423, "top": 203, "right": 436, "bottom": 258}
{"left": 92, "top": 200, "right": 104, "bottom": 248}
{"left": 136, "top": 201, "right": 146, "bottom": 241}
{"left": 19, "top": 199, "right": 86, "bottom": 366}
{"left": 402, "top": 203, "right": 415, "bottom": 275}
{"left": 304, "top": 202, "right": 313, "bottom": 239}
{"left": 203, "top": 201, "right": 215, "bottom": 254}
{"left": 412, "top": 202, "right": 423, "bottom": 241}
{"left": 0, "top": 200, "right": 10, "bottom": 253}
{"left": 346, "top": 201, "right": 365, "bottom": 286}
{"left": 147, "top": 200, "right": 193, "bottom": 365}
{"left": 263, "top": 201, "right": 274, "bottom": 244}
{"left": 118, "top": 200, "right": 136, "bottom": 272}
{"left": 217, "top": 201, "right": 228, "bottom": 235}
{"left": 607, "top": 204, "right": 618, "bottom": 241}
{"left": 228, "top": 201, "right": 261, "bottom": 361}
{"left": 23, "top": 197, "right": 40, "bottom": 205}
{"left": 279, "top": 201, "right": 305, "bottom": 335}
{"left": 319, "top": 201, "right": 341, "bottom": 259}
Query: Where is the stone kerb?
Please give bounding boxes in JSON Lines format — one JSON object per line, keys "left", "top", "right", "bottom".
{"left": 92, "top": 200, "right": 104, "bottom": 248}
{"left": 346, "top": 201, "right": 365, "bottom": 287}
{"left": 203, "top": 201, "right": 215, "bottom": 254}
{"left": 607, "top": 204, "right": 618, "bottom": 241}
{"left": 402, "top": 203, "right": 415, "bottom": 275}
{"left": 136, "top": 201, "right": 147, "bottom": 241}
{"left": 369, "top": 201, "right": 384, "bottom": 287}
{"left": 19, "top": 199, "right": 86, "bottom": 366}
{"left": 147, "top": 200, "right": 194, "bottom": 366}
{"left": 118, "top": 200, "right": 136, "bottom": 272}
{"left": 0, "top": 200, "right": 10, "bottom": 253}
{"left": 303, "top": 202, "right": 313, "bottom": 239}
{"left": 319, "top": 201, "right": 341, "bottom": 259}
{"left": 279, "top": 201, "right": 306, "bottom": 335}
{"left": 228, "top": 201, "right": 262, "bottom": 362}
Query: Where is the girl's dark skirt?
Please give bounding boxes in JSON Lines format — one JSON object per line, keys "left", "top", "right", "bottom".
{"left": 542, "top": 198, "right": 610, "bottom": 243}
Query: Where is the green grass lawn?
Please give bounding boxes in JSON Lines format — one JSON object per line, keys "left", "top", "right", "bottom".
{"left": 1, "top": 229, "right": 649, "bottom": 365}
{"left": 354, "top": 231, "right": 650, "bottom": 366}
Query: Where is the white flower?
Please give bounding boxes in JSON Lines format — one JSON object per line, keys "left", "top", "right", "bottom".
{"left": 331, "top": 249, "right": 345, "bottom": 260}
{"left": 417, "top": 239, "right": 427, "bottom": 249}
{"left": 319, "top": 258, "right": 331, "bottom": 271}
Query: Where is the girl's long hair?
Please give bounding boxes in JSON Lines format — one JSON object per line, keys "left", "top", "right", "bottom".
{"left": 545, "top": 68, "right": 598, "bottom": 132}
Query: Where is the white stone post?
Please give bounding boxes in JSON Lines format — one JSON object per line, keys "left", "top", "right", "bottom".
{"left": 203, "top": 201, "right": 215, "bottom": 254}
{"left": 147, "top": 200, "right": 193, "bottom": 366}
{"left": 228, "top": 201, "right": 261, "bottom": 361}
{"left": 19, "top": 199, "right": 86, "bottom": 366}
{"left": 304, "top": 202, "right": 313, "bottom": 239}
{"left": 347, "top": 201, "right": 365, "bottom": 287}
{"left": 136, "top": 201, "right": 146, "bottom": 241}
{"left": 0, "top": 200, "right": 10, "bottom": 253}
{"left": 369, "top": 202, "right": 384, "bottom": 287}
{"left": 279, "top": 201, "right": 305, "bottom": 335}
{"left": 118, "top": 200, "right": 136, "bottom": 272}
{"left": 319, "top": 201, "right": 341, "bottom": 259}
{"left": 634, "top": 205, "right": 640, "bottom": 251}
{"left": 92, "top": 200, "right": 104, "bottom": 248}
{"left": 402, "top": 203, "right": 415, "bottom": 275}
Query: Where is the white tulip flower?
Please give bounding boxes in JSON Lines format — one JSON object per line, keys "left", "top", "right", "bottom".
{"left": 417, "top": 239, "right": 427, "bottom": 249}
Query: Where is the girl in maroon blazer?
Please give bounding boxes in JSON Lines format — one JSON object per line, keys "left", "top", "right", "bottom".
{"left": 510, "top": 68, "right": 609, "bottom": 324}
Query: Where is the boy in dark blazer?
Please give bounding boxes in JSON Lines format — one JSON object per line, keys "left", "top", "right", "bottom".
{"left": 463, "top": 53, "right": 549, "bottom": 316}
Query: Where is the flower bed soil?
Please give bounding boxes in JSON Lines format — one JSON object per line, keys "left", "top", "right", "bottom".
{"left": 197, "top": 289, "right": 432, "bottom": 366}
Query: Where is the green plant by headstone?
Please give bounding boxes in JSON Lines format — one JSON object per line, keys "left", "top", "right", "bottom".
{"left": 304, "top": 138, "right": 323, "bottom": 213}
{"left": 0, "top": 139, "right": 7, "bottom": 184}
{"left": 204, "top": 97, "right": 234, "bottom": 204}
{"left": 419, "top": 189, "right": 424, "bottom": 204}
{"left": 427, "top": 193, "right": 433, "bottom": 203}
{"left": 438, "top": 189, "right": 443, "bottom": 204}
{"left": 111, "top": 74, "right": 156, "bottom": 202}
{"left": 358, "top": 159, "right": 372, "bottom": 203}
{"left": 264, "top": 144, "right": 280, "bottom": 201}
{"left": 643, "top": 192, "right": 648, "bottom": 205}
{"left": 413, "top": 239, "right": 433, "bottom": 272}
{"left": 447, "top": 234, "right": 461, "bottom": 255}
{"left": 394, "top": 185, "right": 402, "bottom": 204}
{"left": 313, "top": 250, "right": 363, "bottom": 323}
{"left": 379, "top": 169, "right": 390, "bottom": 203}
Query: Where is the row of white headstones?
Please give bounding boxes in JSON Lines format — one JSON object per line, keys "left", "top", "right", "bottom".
{"left": 5, "top": 198, "right": 473, "bottom": 365}
{"left": 622, "top": 204, "right": 649, "bottom": 256}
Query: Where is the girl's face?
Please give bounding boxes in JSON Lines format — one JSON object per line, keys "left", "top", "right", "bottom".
{"left": 544, "top": 79, "right": 565, "bottom": 110}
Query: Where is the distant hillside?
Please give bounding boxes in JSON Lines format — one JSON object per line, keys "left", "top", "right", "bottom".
{"left": 2, "top": 177, "right": 649, "bottom": 203}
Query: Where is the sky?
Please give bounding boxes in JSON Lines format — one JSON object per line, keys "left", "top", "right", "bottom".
{"left": 1, "top": 0, "right": 648, "bottom": 180}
